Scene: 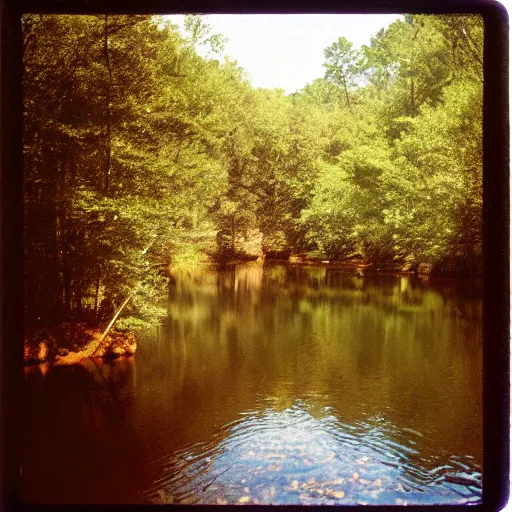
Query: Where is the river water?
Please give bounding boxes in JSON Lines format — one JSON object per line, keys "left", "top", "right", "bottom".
{"left": 22, "top": 263, "right": 482, "bottom": 505}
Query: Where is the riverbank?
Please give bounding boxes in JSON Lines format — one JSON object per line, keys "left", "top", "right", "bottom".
{"left": 24, "top": 322, "right": 137, "bottom": 367}
{"left": 260, "top": 254, "right": 480, "bottom": 278}
{"left": 23, "top": 257, "right": 479, "bottom": 369}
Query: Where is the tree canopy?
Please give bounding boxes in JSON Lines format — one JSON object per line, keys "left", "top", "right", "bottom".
{"left": 23, "top": 13, "right": 483, "bottom": 329}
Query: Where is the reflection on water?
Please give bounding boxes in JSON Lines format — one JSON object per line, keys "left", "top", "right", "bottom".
{"left": 22, "top": 263, "right": 482, "bottom": 505}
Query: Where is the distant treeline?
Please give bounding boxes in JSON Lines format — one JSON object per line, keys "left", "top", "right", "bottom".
{"left": 23, "top": 14, "right": 482, "bottom": 328}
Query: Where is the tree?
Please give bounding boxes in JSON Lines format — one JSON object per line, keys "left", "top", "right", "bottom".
{"left": 323, "top": 37, "right": 362, "bottom": 108}
{"left": 23, "top": 12, "right": 484, "bottom": 338}
{"left": 24, "top": 14, "right": 176, "bottom": 326}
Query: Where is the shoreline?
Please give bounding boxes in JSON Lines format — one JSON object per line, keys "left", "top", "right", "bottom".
{"left": 205, "top": 257, "right": 482, "bottom": 279}
{"left": 24, "top": 324, "right": 137, "bottom": 368}
{"left": 24, "top": 261, "right": 481, "bottom": 369}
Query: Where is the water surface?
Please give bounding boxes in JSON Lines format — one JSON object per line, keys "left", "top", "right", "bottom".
{"left": 22, "top": 263, "right": 482, "bottom": 505}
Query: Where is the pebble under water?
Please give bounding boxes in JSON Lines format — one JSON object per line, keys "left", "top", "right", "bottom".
{"left": 146, "top": 398, "right": 481, "bottom": 505}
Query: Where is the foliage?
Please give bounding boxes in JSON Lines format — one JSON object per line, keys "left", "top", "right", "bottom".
{"left": 23, "top": 13, "right": 483, "bottom": 329}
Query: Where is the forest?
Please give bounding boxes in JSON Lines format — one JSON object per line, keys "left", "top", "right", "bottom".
{"left": 23, "top": 13, "right": 483, "bottom": 332}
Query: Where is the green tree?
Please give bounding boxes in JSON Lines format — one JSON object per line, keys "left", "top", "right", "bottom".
{"left": 323, "top": 36, "right": 362, "bottom": 108}
{"left": 23, "top": 11, "right": 484, "bottom": 341}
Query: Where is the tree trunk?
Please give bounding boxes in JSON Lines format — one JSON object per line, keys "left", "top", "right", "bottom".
{"left": 410, "top": 77, "right": 415, "bottom": 115}
{"left": 96, "top": 293, "right": 134, "bottom": 347}
{"left": 94, "top": 272, "right": 101, "bottom": 317}
{"left": 63, "top": 273, "right": 71, "bottom": 314}
{"left": 75, "top": 285, "right": 83, "bottom": 314}
{"left": 342, "top": 78, "right": 351, "bottom": 108}
{"left": 231, "top": 215, "right": 236, "bottom": 253}
{"left": 103, "top": 15, "right": 112, "bottom": 195}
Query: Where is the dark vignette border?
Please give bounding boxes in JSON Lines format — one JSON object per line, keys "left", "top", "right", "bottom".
{"left": 1, "top": 0, "right": 508, "bottom": 511}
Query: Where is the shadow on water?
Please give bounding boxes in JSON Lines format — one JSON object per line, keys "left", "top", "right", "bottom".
{"left": 22, "top": 262, "right": 482, "bottom": 505}
{"left": 22, "top": 357, "right": 154, "bottom": 504}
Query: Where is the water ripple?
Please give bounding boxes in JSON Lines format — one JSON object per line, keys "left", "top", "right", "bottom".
{"left": 145, "top": 400, "right": 481, "bottom": 505}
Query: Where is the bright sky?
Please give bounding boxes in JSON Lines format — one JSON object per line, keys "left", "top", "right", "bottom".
{"left": 166, "top": 14, "right": 402, "bottom": 94}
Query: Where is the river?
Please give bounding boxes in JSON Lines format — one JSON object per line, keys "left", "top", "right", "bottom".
{"left": 22, "top": 262, "right": 482, "bottom": 505}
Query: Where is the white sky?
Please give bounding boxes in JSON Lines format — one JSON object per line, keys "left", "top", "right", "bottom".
{"left": 166, "top": 14, "right": 402, "bottom": 94}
